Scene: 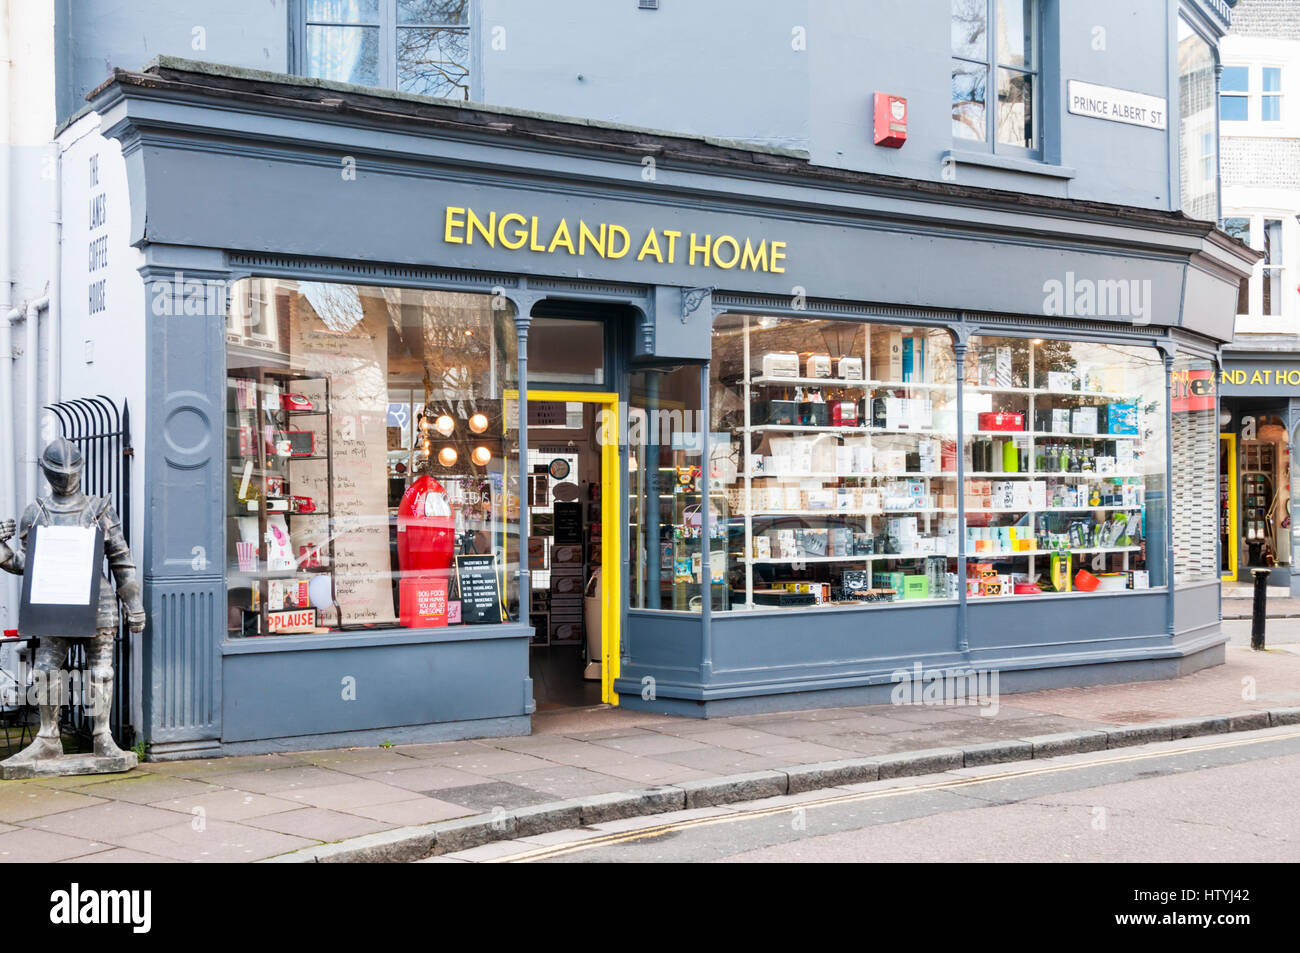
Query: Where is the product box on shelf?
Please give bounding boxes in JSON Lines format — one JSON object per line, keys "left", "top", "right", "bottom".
{"left": 837, "top": 357, "right": 864, "bottom": 380}
{"left": 1105, "top": 403, "right": 1138, "bottom": 436}
{"left": 871, "top": 330, "right": 904, "bottom": 381}
{"left": 1034, "top": 409, "right": 1072, "bottom": 434}
{"left": 798, "top": 402, "right": 829, "bottom": 426}
{"left": 902, "top": 575, "right": 930, "bottom": 600}
{"left": 804, "top": 353, "right": 832, "bottom": 378}
{"left": 1127, "top": 569, "right": 1149, "bottom": 589}
{"left": 829, "top": 400, "right": 858, "bottom": 427}
{"left": 978, "top": 411, "right": 1024, "bottom": 432}
{"left": 1045, "top": 371, "right": 1076, "bottom": 392}
{"left": 757, "top": 400, "right": 799, "bottom": 425}
{"left": 1071, "top": 407, "right": 1099, "bottom": 435}
{"left": 761, "top": 352, "right": 800, "bottom": 379}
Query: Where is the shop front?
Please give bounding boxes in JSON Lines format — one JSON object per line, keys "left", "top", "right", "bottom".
{"left": 1216, "top": 351, "right": 1300, "bottom": 595}
{"left": 87, "top": 60, "right": 1255, "bottom": 755}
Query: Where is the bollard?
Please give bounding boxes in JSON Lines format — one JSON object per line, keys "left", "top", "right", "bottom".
{"left": 1251, "top": 569, "right": 1269, "bottom": 651}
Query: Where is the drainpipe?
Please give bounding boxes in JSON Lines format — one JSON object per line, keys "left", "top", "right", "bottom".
{"left": 48, "top": 143, "right": 60, "bottom": 406}
{"left": 1, "top": 308, "right": 18, "bottom": 626}
{"left": 24, "top": 296, "right": 49, "bottom": 502}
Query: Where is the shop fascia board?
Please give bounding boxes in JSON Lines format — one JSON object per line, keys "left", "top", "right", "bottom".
{"left": 90, "top": 67, "right": 1247, "bottom": 273}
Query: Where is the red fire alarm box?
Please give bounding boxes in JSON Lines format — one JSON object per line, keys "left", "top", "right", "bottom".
{"left": 873, "top": 92, "right": 907, "bottom": 148}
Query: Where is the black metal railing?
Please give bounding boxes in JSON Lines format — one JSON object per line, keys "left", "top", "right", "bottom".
{"left": 45, "top": 395, "right": 134, "bottom": 750}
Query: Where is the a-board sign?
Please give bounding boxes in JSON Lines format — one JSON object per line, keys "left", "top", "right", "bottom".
{"left": 455, "top": 553, "right": 504, "bottom": 625}
{"left": 19, "top": 525, "right": 105, "bottom": 638}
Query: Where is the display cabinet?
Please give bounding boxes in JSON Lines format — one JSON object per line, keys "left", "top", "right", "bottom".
{"left": 227, "top": 370, "right": 336, "bottom": 636}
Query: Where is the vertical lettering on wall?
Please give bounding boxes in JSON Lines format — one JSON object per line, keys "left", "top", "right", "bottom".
{"left": 87, "top": 153, "right": 108, "bottom": 317}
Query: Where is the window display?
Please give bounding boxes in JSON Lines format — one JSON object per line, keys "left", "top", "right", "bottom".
{"left": 711, "top": 315, "right": 959, "bottom": 610}
{"left": 629, "top": 366, "right": 718, "bottom": 611}
{"left": 962, "top": 336, "right": 1167, "bottom": 596}
{"left": 225, "top": 278, "right": 518, "bottom": 637}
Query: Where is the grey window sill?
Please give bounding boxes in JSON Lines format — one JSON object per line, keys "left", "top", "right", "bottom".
{"left": 943, "top": 149, "right": 1076, "bottom": 179}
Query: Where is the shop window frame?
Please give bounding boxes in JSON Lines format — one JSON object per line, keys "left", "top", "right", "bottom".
{"left": 950, "top": 0, "right": 1043, "bottom": 159}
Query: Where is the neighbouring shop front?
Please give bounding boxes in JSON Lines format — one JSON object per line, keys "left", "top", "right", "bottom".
{"left": 85, "top": 59, "right": 1255, "bottom": 757}
{"left": 1216, "top": 350, "right": 1300, "bottom": 595}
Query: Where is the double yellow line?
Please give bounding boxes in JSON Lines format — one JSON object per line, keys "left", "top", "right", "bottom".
{"left": 491, "top": 728, "right": 1300, "bottom": 863}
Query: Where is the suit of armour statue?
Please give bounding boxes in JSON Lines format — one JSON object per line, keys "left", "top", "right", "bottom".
{"left": 0, "top": 439, "right": 145, "bottom": 762}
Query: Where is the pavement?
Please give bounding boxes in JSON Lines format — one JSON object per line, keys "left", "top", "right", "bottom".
{"left": 1, "top": 643, "right": 1298, "bottom": 862}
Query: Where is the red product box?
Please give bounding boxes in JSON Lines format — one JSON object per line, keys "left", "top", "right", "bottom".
{"left": 399, "top": 575, "right": 449, "bottom": 628}
{"left": 830, "top": 400, "right": 858, "bottom": 427}
{"left": 977, "top": 411, "right": 1024, "bottom": 431}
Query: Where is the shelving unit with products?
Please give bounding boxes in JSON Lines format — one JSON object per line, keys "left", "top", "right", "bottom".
{"left": 670, "top": 468, "right": 729, "bottom": 611}
{"left": 227, "top": 370, "right": 336, "bottom": 637}
{"left": 1240, "top": 439, "right": 1281, "bottom": 566}
{"left": 961, "top": 338, "right": 1160, "bottom": 598}
{"left": 711, "top": 315, "right": 961, "bottom": 610}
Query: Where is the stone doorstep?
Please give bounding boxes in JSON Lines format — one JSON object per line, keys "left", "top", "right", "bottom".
{"left": 261, "top": 707, "right": 1300, "bottom": 863}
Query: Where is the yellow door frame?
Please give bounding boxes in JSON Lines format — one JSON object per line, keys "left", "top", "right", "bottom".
{"left": 1221, "top": 432, "right": 1238, "bottom": 581}
{"left": 510, "top": 389, "right": 621, "bottom": 705}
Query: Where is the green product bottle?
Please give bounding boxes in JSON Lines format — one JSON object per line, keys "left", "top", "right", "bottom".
{"left": 1002, "top": 439, "right": 1019, "bottom": 473}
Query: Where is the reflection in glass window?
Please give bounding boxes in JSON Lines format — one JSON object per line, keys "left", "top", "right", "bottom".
{"left": 302, "top": 0, "right": 471, "bottom": 99}
{"left": 1178, "top": 18, "right": 1219, "bottom": 220}
{"left": 952, "top": 0, "right": 1037, "bottom": 151}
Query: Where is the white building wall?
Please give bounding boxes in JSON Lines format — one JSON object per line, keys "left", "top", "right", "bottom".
{"left": 1221, "top": 21, "right": 1300, "bottom": 339}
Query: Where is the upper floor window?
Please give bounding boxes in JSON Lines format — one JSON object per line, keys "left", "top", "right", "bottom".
{"left": 951, "top": 0, "right": 1039, "bottom": 153}
{"left": 301, "top": 0, "right": 471, "bottom": 99}
{"left": 1220, "top": 66, "right": 1249, "bottom": 121}
{"left": 1225, "top": 215, "right": 1289, "bottom": 320}
{"left": 1220, "top": 65, "right": 1284, "bottom": 123}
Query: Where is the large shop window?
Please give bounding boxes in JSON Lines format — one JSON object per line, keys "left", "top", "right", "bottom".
{"left": 963, "top": 337, "right": 1167, "bottom": 596}
{"left": 711, "top": 315, "right": 960, "bottom": 610}
{"left": 628, "top": 366, "right": 711, "bottom": 611}
{"left": 225, "top": 278, "right": 518, "bottom": 638}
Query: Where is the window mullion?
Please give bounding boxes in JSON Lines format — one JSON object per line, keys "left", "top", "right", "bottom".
{"left": 381, "top": 0, "right": 396, "bottom": 89}
{"left": 987, "top": 0, "right": 997, "bottom": 151}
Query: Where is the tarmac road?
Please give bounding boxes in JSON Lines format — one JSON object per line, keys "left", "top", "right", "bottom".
{"left": 446, "top": 725, "right": 1300, "bottom": 863}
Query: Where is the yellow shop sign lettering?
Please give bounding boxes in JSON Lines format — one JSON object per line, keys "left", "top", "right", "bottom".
{"left": 1220, "top": 368, "right": 1300, "bottom": 387}
{"left": 442, "top": 206, "right": 788, "bottom": 273}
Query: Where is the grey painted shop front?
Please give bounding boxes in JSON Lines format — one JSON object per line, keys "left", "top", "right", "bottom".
{"left": 90, "top": 59, "right": 1254, "bottom": 758}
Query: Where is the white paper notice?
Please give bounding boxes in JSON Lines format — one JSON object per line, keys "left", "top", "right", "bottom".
{"left": 29, "top": 526, "right": 97, "bottom": 605}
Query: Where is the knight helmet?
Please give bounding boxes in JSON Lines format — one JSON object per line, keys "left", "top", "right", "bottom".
{"left": 40, "top": 438, "right": 84, "bottom": 496}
